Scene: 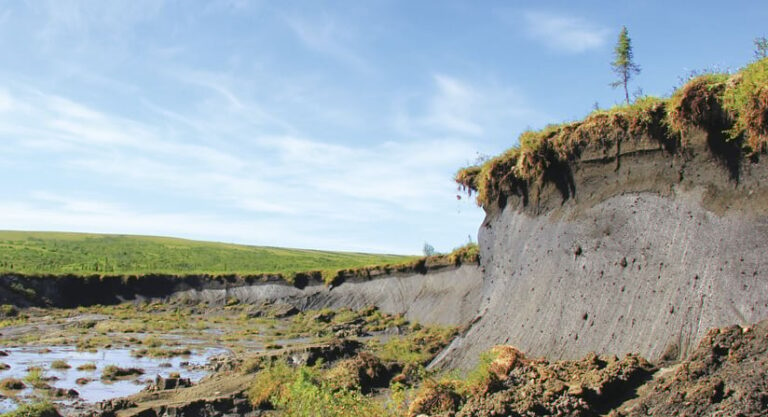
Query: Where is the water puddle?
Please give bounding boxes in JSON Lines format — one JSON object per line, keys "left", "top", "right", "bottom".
{"left": 0, "top": 345, "right": 228, "bottom": 413}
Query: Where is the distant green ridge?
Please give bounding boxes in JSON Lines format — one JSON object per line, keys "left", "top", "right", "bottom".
{"left": 0, "top": 231, "right": 415, "bottom": 276}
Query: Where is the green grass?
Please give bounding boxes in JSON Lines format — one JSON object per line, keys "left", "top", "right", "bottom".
{"left": 0, "top": 401, "right": 59, "bottom": 417}
{"left": 0, "top": 231, "right": 414, "bottom": 276}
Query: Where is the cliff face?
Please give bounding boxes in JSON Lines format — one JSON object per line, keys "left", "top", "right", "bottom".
{"left": 434, "top": 128, "right": 768, "bottom": 369}
{"left": 0, "top": 265, "right": 482, "bottom": 327}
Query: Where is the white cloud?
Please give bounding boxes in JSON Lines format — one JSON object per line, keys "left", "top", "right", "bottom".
{"left": 395, "top": 74, "right": 547, "bottom": 140}
{"left": 523, "top": 11, "right": 609, "bottom": 54}
{"left": 0, "top": 83, "right": 478, "bottom": 247}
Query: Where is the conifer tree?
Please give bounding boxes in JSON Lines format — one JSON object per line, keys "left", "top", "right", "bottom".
{"left": 611, "top": 26, "right": 640, "bottom": 104}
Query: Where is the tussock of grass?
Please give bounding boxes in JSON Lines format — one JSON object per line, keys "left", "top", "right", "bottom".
{"left": 447, "top": 243, "right": 479, "bottom": 265}
{"left": 76, "top": 363, "right": 97, "bottom": 371}
{"left": 50, "top": 360, "right": 70, "bottom": 370}
{"left": 0, "top": 401, "right": 59, "bottom": 417}
{"left": 457, "top": 59, "right": 768, "bottom": 207}
{"left": 0, "top": 377, "right": 25, "bottom": 390}
{"left": 101, "top": 365, "right": 144, "bottom": 380}
{"left": 24, "top": 367, "right": 48, "bottom": 389}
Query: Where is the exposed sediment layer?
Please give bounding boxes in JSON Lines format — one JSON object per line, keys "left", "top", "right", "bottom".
{"left": 0, "top": 265, "right": 482, "bottom": 326}
{"left": 435, "top": 129, "right": 768, "bottom": 369}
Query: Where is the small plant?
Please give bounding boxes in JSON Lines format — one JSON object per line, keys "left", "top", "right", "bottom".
{"left": 24, "top": 367, "right": 48, "bottom": 389}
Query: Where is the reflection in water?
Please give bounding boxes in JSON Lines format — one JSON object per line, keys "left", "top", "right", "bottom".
{"left": 0, "top": 345, "right": 228, "bottom": 413}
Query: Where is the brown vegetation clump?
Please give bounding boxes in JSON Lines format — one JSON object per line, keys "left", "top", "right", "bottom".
{"left": 0, "top": 377, "right": 25, "bottom": 390}
{"left": 667, "top": 74, "right": 729, "bottom": 136}
{"left": 324, "top": 352, "right": 392, "bottom": 393}
{"left": 408, "top": 380, "right": 463, "bottom": 417}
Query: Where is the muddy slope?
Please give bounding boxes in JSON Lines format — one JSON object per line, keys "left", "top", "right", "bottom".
{"left": 435, "top": 129, "right": 768, "bottom": 369}
{"left": 0, "top": 265, "right": 482, "bottom": 326}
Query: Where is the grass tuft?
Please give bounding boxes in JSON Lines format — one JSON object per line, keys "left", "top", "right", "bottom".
{"left": 723, "top": 58, "right": 768, "bottom": 152}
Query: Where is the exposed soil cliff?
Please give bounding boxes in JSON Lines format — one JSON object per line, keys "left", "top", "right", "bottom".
{"left": 438, "top": 62, "right": 768, "bottom": 370}
{"left": 0, "top": 263, "right": 482, "bottom": 327}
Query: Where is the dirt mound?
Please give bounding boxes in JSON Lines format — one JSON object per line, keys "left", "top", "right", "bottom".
{"left": 616, "top": 320, "right": 768, "bottom": 416}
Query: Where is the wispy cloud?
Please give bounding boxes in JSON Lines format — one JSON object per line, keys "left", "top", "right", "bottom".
{"left": 0, "top": 82, "right": 480, "bottom": 251}
{"left": 395, "top": 74, "right": 548, "bottom": 140}
{"left": 285, "top": 14, "right": 369, "bottom": 71}
{"left": 523, "top": 11, "right": 609, "bottom": 54}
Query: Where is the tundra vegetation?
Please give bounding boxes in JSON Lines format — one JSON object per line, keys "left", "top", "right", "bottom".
{"left": 456, "top": 58, "right": 768, "bottom": 207}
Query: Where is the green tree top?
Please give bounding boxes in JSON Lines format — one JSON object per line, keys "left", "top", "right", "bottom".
{"left": 611, "top": 26, "right": 641, "bottom": 104}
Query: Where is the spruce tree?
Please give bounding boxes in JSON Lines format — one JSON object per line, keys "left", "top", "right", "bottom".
{"left": 611, "top": 26, "right": 640, "bottom": 104}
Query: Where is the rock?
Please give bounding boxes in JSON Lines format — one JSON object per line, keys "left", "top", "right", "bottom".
{"left": 148, "top": 375, "right": 192, "bottom": 391}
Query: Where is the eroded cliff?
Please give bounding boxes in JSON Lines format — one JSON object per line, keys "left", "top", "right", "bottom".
{"left": 436, "top": 60, "right": 768, "bottom": 370}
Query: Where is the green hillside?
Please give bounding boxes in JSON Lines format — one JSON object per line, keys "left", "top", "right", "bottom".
{"left": 0, "top": 231, "right": 415, "bottom": 276}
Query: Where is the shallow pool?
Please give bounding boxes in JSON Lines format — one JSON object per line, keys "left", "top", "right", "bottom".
{"left": 0, "top": 345, "right": 228, "bottom": 413}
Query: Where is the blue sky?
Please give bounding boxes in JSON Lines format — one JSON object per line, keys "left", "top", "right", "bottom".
{"left": 0, "top": 1, "right": 765, "bottom": 254}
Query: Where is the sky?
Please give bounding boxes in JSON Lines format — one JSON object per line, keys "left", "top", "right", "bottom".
{"left": 0, "top": 1, "right": 765, "bottom": 255}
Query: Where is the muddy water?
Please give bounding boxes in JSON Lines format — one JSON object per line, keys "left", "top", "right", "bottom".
{"left": 0, "top": 345, "right": 227, "bottom": 413}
